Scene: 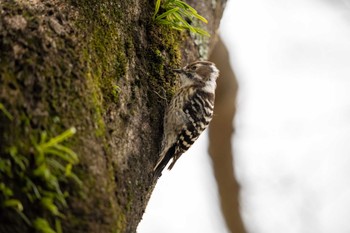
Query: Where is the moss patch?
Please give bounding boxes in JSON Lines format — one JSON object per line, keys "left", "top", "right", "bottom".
{"left": 1, "top": 0, "right": 184, "bottom": 232}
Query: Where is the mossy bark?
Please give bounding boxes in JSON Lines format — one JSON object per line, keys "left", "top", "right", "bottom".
{"left": 0, "top": 0, "right": 226, "bottom": 232}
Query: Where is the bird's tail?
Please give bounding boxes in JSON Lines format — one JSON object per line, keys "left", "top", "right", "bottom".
{"left": 153, "top": 144, "right": 176, "bottom": 178}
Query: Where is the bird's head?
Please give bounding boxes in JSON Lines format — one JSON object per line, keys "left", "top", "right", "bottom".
{"left": 173, "top": 61, "right": 219, "bottom": 90}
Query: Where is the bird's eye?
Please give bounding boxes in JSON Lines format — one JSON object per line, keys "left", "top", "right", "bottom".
{"left": 190, "top": 65, "right": 197, "bottom": 71}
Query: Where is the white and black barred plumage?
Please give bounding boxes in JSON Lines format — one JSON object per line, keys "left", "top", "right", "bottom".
{"left": 153, "top": 61, "right": 219, "bottom": 177}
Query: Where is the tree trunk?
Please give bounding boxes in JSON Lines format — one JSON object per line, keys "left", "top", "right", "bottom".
{"left": 0, "top": 0, "right": 227, "bottom": 232}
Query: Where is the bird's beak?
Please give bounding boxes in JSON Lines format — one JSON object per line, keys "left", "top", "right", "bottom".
{"left": 172, "top": 68, "right": 183, "bottom": 73}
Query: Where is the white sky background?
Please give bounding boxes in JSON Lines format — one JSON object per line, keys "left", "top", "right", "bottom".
{"left": 138, "top": 0, "right": 350, "bottom": 232}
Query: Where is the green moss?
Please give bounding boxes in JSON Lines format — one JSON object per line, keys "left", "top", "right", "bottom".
{"left": 76, "top": 0, "right": 128, "bottom": 126}
{"left": 115, "top": 213, "right": 126, "bottom": 233}
{"left": 0, "top": 103, "right": 13, "bottom": 120}
{"left": 85, "top": 71, "right": 106, "bottom": 137}
{"left": 145, "top": 25, "right": 182, "bottom": 105}
{"left": 1, "top": 0, "right": 184, "bottom": 232}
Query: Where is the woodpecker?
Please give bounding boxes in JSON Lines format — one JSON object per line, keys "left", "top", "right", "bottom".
{"left": 153, "top": 61, "right": 219, "bottom": 177}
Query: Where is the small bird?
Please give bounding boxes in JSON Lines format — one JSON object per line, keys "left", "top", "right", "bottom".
{"left": 153, "top": 61, "right": 220, "bottom": 177}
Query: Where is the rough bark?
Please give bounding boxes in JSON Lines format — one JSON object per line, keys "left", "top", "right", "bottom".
{"left": 0, "top": 0, "right": 227, "bottom": 232}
